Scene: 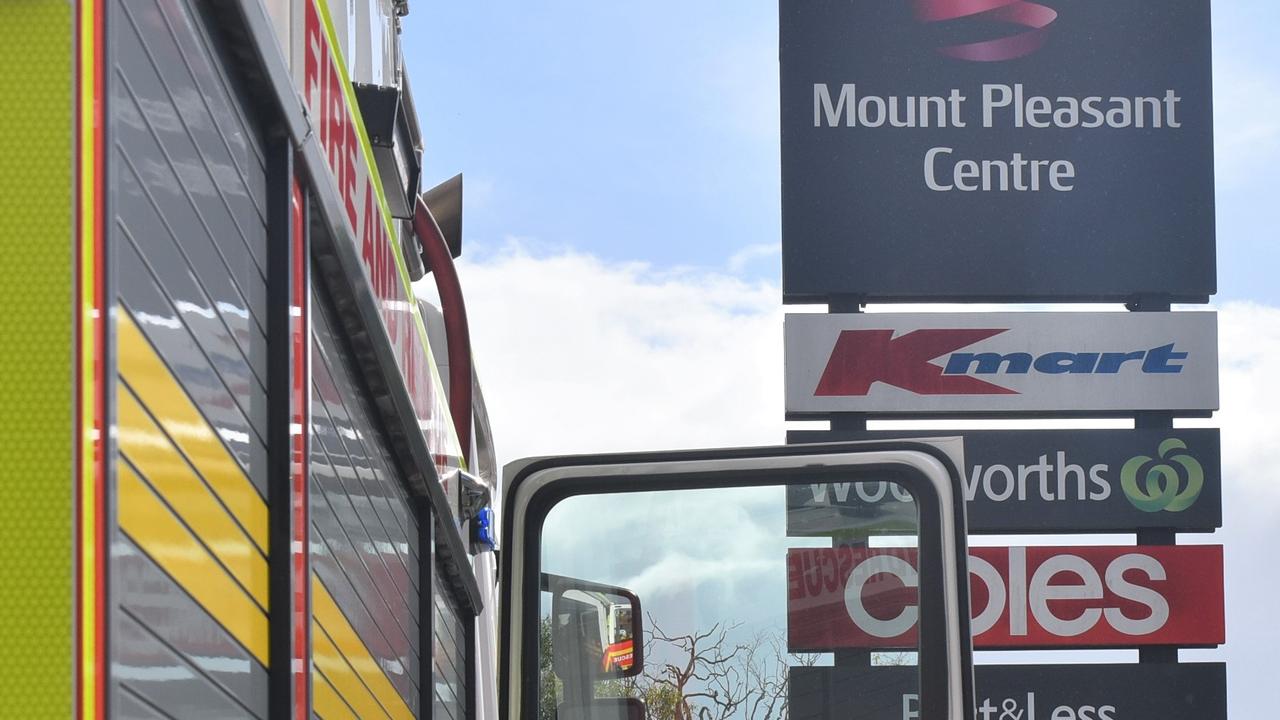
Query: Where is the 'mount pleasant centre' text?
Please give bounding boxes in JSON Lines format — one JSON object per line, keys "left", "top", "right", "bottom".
{"left": 813, "top": 83, "right": 1184, "bottom": 192}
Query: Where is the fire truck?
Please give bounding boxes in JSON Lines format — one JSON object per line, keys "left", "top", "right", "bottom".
{"left": 1, "top": 1, "right": 975, "bottom": 718}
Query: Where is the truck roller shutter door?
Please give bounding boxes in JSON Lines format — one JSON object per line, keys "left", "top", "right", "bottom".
{"left": 308, "top": 274, "right": 424, "bottom": 718}
{"left": 108, "top": 0, "right": 271, "bottom": 715}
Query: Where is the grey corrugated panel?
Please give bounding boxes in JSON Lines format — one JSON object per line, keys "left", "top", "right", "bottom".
{"left": 158, "top": 0, "right": 270, "bottom": 218}
{"left": 433, "top": 672, "right": 462, "bottom": 720}
{"left": 116, "top": 685, "right": 174, "bottom": 720}
{"left": 308, "top": 449, "right": 422, "bottom": 699}
{"left": 131, "top": 0, "right": 269, "bottom": 244}
{"left": 312, "top": 310, "right": 422, "bottom": 577}
{"left": 107, "top": 102, "right": 268, "bottom": 348}
{"left": 110, "top": 0, "right": 270, "bottom": 473}
{"left": 311, "top": 313, "right": 419, "bottom": 592}
{"left": 432, "top": 575, "right": 466, "bottom": 720}
{"left": 110, "top": 138, "right": 269, "bottom": 450}
{"left": 309, "top": 285, "right": 424, "bottom": 650}
{"left": 309, "top": 536, "right": 421, "bottom": 710}
{"left": 432, "top": 641, "right": 463, "bottom": 720}
{"left": 110, "top": 131, "right": 270, "bottom": 383}
{"left": 432, "top": 621, "right": 464, "bottom": 698}
{"left": 112, "top": 0, "right": 267, "bottom": 329}
{"left": 434, "top": 689, "right": 460, "bottom": 720}
{"left": 307, "top": 441, "right": 421, "bottom": 688}
{"left": 113, "top": 532, "right": 268, "bottom": 715}
{"left": 311, "top": 390, "right": 419, "bottom": 654}
{"left": 109, "top": 0, "right": 269, "bottom": 715}
{"left": 118, "top": 0, "right": 268, "bottom": 279}
{"left": 117, "top": 231, "right": 269, "bottom": 497}
{"left": 116, "top": 179, "right": 269, "bottom": 408}
{"left": 311, "top": 358, "right": 417, "bottom": 608}
{"left": 309, "top": 369, "right": 418, "bottom": 644}
{"left": 309, "top": 288, "right": 422, "bottom": 707}
{"left": 370, "top": 435, "right": 423, "bottom": 572}
{"left": 433, "top": 643, "right": 463, "bottom": 696}
{"left": 113, "top": 611, "right": 258, "bottom": 719}
{"left": 433, "top": 590, "right": 462, "bottom": 652}
{"left": 432, "top": 653, "right": 463, "bottom": 704}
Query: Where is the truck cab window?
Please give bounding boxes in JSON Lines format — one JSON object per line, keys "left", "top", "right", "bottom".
{"left": 538, "top": 481, "right": 924, "bottom": 720}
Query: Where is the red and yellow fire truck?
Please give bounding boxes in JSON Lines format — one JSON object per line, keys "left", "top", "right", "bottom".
{"left": 4, "top": 1, "right": 501, "bottom": 717}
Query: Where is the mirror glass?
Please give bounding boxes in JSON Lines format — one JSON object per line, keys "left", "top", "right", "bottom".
{"left": 548, "top": 574, "right": 642, "bottom": 681}
{"left": 538, "top": 478, "right": 922, "bottom": 720}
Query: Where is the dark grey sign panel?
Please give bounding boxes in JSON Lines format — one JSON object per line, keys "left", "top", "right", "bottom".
{"left": 787, "top": 429, "right": 1221, "bottom": 534}
{"left": 780, "top": 1, "right": 1215, "bottom": 303}
{"left": 790, "top": 664, "right": 1226, "bottom": 720}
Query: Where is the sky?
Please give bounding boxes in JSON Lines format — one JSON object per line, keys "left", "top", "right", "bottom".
{"left": 403, "top": 2, "right": 1279, "bottom": 716}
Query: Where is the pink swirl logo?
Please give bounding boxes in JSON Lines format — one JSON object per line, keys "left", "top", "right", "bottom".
{"left": 913, "top": 0, "right": 1058, "bottom": 62}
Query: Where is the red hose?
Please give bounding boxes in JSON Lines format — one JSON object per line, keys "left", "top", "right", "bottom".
{"left": 414, "top": 198, "right": 472, "bottom": 467}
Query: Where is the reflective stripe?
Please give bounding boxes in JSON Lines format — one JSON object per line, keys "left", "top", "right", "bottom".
{"left": 117, "top": 312, "right": 268, "bottom": 553}
{"left": 118, "top": 388, "right": 269, "bottom": 609}
{"left": 312, "top": 623, "right": 391, "bottom": 720}
{"left": 312, "top": 577, "right": 415, "bottom": 720}
{"left": 313, "top": 670, "right": 358, "bottom": 720}
{"left": 76, "top": 0, "right": 106, "bottom": 715}
{"left": 118, "top": 464, "right": 269, "bottom": 664}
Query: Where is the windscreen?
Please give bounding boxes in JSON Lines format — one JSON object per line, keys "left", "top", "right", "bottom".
{"left": 538, "top": 478, "right": 924, "bottom": 720}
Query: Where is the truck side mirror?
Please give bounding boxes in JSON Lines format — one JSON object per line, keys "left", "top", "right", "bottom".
{"left": 547, "top": 573, "right": 644, "bottom": 681}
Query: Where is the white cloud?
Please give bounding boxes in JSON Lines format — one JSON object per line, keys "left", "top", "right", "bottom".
{"left": 457, "top": 241, "right": 784, "bottom": 463}
{"left": 727, "top": 242, "right": 781, "bottom": 275}
{"left": 453, "top": 245, "right": 1280, "bottom": 714}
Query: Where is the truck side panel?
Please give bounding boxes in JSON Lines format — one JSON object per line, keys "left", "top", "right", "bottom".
{"left": 108, "top": 0, "right": 270, "bottom": 714}
{"left": 309, "top": 278, "right": 423, "bottom": 717}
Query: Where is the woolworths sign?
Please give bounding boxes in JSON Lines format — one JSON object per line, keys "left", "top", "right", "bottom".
{"left": 786, "top": 429, "right": 1221, "bottom": 534}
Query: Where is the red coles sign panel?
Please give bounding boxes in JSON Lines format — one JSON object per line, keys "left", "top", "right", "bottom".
{"left": 786, "top": 545, "right": 1224, "bottom": 650}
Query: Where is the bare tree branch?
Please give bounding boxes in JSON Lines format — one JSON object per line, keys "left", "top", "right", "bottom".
{"left": 630, "top": 615, "right": 812, "bottom": 720}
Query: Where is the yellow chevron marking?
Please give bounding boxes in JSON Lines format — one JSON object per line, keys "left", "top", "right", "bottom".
{"left": 313, "top": 667, "right": 359, "bottom": 720}
{"left": 117, "top": 311, "right": 267, "bottom": 553}
{"left": 313, "top": 576, "right": 416, "bottom": 720}
{"left": 118, "top": 387, "right": 268, "bottom": 609}
{"left": 118, "top": 464, "right": 268, "bottom": 664}
{"left": 313, "top": 622, "right": 392, "bottom": 720}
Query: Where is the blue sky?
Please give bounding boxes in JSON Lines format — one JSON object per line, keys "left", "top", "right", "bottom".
{"left": 405, "top": 1, "right": 1279, "bottom": 304}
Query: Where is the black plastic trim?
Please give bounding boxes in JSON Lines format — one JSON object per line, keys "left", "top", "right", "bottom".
{"left": 500, "top": 442, "right": 975, "bottom": 720}
{"left": 265, "top": 141, "right": 301, "bottom": 717}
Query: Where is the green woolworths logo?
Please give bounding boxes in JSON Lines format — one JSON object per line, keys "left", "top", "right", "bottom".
{"left": 1121, "top": 438, "right": 1205, "bottom": 513}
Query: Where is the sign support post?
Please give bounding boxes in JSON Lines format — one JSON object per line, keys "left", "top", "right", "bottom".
{"left": 826, "top": 296, "right": 868, "bottom": 671}
{"left": 1130, "top": 297, "right": 1178, "bottom": 665}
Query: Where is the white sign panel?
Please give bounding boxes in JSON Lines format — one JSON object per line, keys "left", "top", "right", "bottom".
{"left": 785, "top": 312, "right": 1218, "bottom": 415}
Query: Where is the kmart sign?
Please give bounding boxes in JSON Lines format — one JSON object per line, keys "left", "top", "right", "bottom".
{"left": 784, "top": 312, "right": 1218, "bottom": 415}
